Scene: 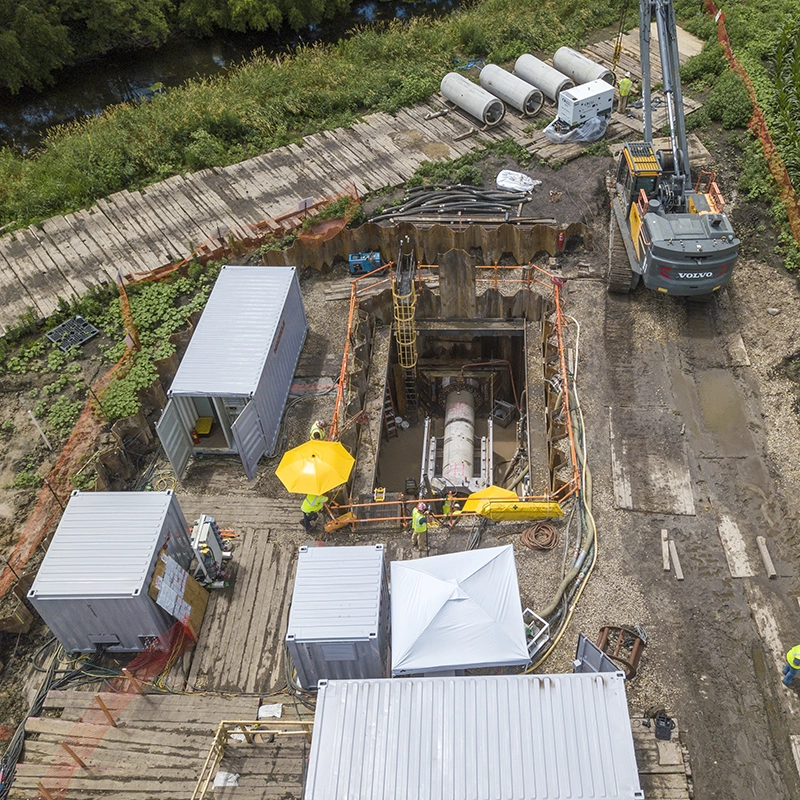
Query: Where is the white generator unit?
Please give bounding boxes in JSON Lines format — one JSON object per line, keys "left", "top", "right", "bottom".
{"left": 557, "top": 79, "right": 614, "bottom": 126}
{"left": 190, "top": 515, "right": 232, "bottom": 588}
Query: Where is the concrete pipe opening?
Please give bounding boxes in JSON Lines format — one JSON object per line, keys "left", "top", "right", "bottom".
{"left": 440, "top": 72, "right": 506, "bottom": 127}
{"left": 479, "top": 64, "right": 545, "bottom": 117}
{"left": 514, "top": 54, "right": 574, "bottom": 101}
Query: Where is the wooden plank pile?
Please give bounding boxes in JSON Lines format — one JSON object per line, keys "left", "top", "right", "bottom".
{"left": 632, "top": 717, "right": 693, "bottom": 799}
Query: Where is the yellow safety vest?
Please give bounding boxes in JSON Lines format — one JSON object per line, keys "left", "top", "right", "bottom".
{"left": 302, "top": 494, "right": 327, "bottom": 514}
{"left": 787, "top": 645, "right": 800, "bottom": 668}
{"left": 412, "top": 508, "right": 427, "bottom": 533}
{"left": 619, "top": 77, "right": 633, "bottom": 97}
{"left": 309, "top": 423, "right": 327, "bottom": 440}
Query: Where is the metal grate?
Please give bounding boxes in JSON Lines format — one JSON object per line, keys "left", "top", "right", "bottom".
{"left": 46, "top": 316, "right": 99, "bottom": 351}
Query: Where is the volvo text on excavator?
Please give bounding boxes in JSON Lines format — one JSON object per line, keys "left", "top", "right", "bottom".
{"left": 607, "top": 0, "right": 740, "bottom": 295}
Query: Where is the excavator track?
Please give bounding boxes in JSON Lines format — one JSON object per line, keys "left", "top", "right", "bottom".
{"left": 607, "top": 200, "right": 637, "bottom": 294}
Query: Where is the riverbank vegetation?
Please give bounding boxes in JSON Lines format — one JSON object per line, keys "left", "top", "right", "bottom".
{"left": 0, "top": 0, "right": 352, "bottom": 93}
{"left": 0, "top": 0, "right": 798, "bottom": 262}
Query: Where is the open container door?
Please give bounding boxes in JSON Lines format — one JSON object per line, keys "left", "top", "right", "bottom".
{"left": 155, "top": 397, "right": 196, "bottom": 477}
{"left": 231, "top": 400, "right": 267, "bottom": 481}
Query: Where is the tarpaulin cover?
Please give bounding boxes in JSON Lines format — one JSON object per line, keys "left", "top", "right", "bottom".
{"left": 390, "top": 545, "right": 529, "bottom": 675}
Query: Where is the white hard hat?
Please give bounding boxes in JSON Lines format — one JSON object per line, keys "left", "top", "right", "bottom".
{"left": 315, "top": 420, "right": 326, "bottom": 427}
{"left": 417, "top": 502, "right": 427, "bottom": 511}
{"left": 625, "top": 71, "right": 631, "bottom": 78}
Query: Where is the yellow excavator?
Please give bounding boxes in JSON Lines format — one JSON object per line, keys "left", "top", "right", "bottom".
{"left": 608, "top": 0, "right": 739, "bottom": 295}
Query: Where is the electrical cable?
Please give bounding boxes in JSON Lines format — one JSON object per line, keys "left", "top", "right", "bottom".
{"left": 519, "top": 521, "right": 559, "bottom": 550}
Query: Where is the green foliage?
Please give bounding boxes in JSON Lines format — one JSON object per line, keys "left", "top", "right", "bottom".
{"left": 0, "top": 420, "right": 17, "bottom": 438}
{"left": 582, "top": 140, "right": 612, "bottom": 158}
{"left": 45, "top": 396, "right": 84, "bottom": 435}
{"left": 454, "top": 164, "right": 482, "bottom": 185}
{"left": 13, "top": 468, "right": 43, "bottom": 490}
{"left": 706, "top": 70, "right": 752, "bottom": 129}
{"left": 680, "top": 41, "right": 727, "bottom": 87}
{"left": 407, "top": 137, "right": 531, "bottom": 188}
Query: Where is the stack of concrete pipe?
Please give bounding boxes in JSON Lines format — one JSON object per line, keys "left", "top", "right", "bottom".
{"left": 514, "top": 54, "right": 574, "bottom": 101}
{"left": 440, "top": 72, "right": 506, "bottom": 127}
{"left": 478, "top": 64, "right": 544, "bottom": 117}
{"left": 553, "top": 47, "right": 616, "bottom": 86}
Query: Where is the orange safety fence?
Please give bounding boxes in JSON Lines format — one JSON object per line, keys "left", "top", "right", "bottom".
{"left": 329, "top": 263, "right": 581, "bottom": 506}
{"left": 705, "top": 0, "right": 800, "bottom": 245}
{"left": 34, "top": 622, "right": 196, "bottom": 800}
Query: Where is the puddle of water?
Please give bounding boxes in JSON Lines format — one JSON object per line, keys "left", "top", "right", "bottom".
{"left": 697, "top": 369, "right": 755, "bottom": 457}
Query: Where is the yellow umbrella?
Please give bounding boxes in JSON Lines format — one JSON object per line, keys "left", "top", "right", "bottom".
{"left": 276, "top": 440, "right": 355, "bottom": 495}
{"left": 459, "top": 485, "right": 519, "bottom": 515}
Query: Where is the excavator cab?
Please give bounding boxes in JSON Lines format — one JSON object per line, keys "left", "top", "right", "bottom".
{"left": 616, "top": 143, "right": 661, "bottom": 214}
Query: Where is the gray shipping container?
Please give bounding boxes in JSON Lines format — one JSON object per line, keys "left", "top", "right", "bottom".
{"left": 287, "top": 545, "right": 389, "bottom": 689}
{"left": 28, "top": 491, "right": 193, "bottom": 654}
{"left": 306, "top": 674, "right": 644, "bottom": 800}
{"left": 156, "top": 265, "right": 307, "bottom": 481}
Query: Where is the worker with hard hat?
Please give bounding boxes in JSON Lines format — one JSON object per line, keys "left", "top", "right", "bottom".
{"left": 309, "top": 420, "right": 327, "bottom": 441}
{"left": 618, "top": 71, "right": 633, "bottom": 113}
{"left": 783, "top": 643, "right": 800, "bottom": 686}
{"left": 411, "top": 502, "right": 430, "bottom": 552}
{"left": 301, "top": 493, "right": 328, "bottom": 532}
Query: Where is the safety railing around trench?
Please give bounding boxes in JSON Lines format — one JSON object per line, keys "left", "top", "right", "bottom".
{"left": 328, "top": 261, "right": 581, "bottom": 524}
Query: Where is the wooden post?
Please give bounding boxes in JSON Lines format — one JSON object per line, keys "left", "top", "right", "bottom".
{"left": 94, "top": 694, "right": 117, "bottom": 727}
{"left": 661, "top": 529, "right": 670, "bottom": 571}
{"left": 668, "top": 540, "right": 684, "bottom": 581}
{"left": 122, "top": 668, "right": 144, "bottom": 694}
{"left": 37, "top": 781, "right": 56, "bottom": 800}
{"left": 756, "top": 536, "right": 778, "bottom": 579}
{"left": 60, "top": 740, "right": 88, "bottom": 769}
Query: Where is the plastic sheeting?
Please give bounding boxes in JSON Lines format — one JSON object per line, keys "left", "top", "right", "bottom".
{"left": 495, "top": 170, "right": 542, "bottom": 193}
{"left": 543, "top": 115, "right": 608, "bottom": 144}
{"left": 390, "top": 545, "right": 529, "bottom": 675}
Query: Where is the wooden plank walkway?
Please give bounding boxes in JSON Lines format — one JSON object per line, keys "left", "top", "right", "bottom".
{"left": 0, "top": 28, "right": 704, "bottom": 334}
{"left": 9, "top": 692, "right": 270, "bottom": 799}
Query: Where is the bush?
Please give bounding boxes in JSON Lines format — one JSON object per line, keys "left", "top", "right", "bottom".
{"left": 706, "top": 69, "right": 752, "bottom": 129}
{"left": 681, "top": 41, "right": 727, "bottom": 86}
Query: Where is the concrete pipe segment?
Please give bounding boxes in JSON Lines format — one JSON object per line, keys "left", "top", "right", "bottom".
{"left": 514, "top": 54, "right": 574, "bottom": 101}
{"left": 442, "top": 389, "right": 475, "bottom": 487}
{"left": 553, "top": 46, "right": 616, "bottom": 86}
{"left": 440, "top": 72, "right": 506, "bottom": 126}
{"left": 479, "top": 64, "right": 544, "bottom": 117}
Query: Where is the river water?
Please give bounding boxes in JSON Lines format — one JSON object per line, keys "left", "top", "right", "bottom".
{"left": 0, "top": 0, "right": 457, "bottom": 152}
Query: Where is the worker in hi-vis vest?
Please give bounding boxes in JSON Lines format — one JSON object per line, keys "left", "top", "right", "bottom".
{"left": 617, "top": 71, "right": 633, "bottom": 113}
{"left": 309, "top": 420, "right": 327, "bottom": 440}
{"left": 783, "top": 644, "right": 800, "bottom": 686}
{"left": 301, "top": 493, "right": 328, "bottom": 532}
{"left": 411, "top": 502, "right": 429, "bottom": 551}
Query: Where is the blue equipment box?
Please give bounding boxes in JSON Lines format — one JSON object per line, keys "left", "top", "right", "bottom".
{"left": 348, "top": 251, "right": 382, "bottom": 275}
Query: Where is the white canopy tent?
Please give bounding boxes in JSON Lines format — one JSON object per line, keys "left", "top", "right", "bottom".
{"left": 390, "top": 545, "right": 530, "bottom": 675}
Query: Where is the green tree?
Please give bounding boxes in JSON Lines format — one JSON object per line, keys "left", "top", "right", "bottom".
{"left": 0, "top": 1, "right": 72, "bottom": 92}
{"left": 63, "top": 0, "right": 172, "bottom": 53}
